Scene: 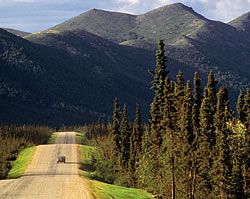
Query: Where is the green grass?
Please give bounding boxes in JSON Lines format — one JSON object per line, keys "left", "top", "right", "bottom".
{"left": 47, "top": 132, "right": 58, "bottom": 144}
{"left": 8, "top": 146, "right": 36, "bottom": 179}
{"left": 91, "top": 181, "right": 153, "bottom": 199}
{"left": 78, "top": 145, "right": 95, "bottom": 162}
{"left": 78, "top": 145, "right": 152, "bottom": 199}
{"left": 76, "top": 132, "right": 87, "bottom": 145}
{"left": 78, "top": 145, "right": 96, "bottom": 178}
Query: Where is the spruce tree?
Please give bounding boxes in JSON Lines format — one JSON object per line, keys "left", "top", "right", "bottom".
{"left": 150, "top": 40, "right": 168, "bottom": 147}
{"left": 161, "top": 78, "right": 177, "bottom": 198}
{"left": 232, "top": 156, "right": 245, "bottom": 199}
{"left": 174, "top": 71, "right": 185, "bottom": 142}
{"left": 112, "top": 97, "right": 121, "bottom": 153}
{"left": 175, "top": 71, "right": 185, "bottom": 115}
{"left": 151, "top": 39, "right": 168, "bottom": 116}
{"left": 243, "top": 89, "right": 250, "bottom": 197}
{"left": 133, "top": 103, "right": 143, "bottom": 160}
{"left": 152, "top": 40, "right": 168, "bottom": 96}
{"left": 230, "top": 119, "right": 247, "bottom": 199}
{"left": 196, "top": 88, "right": 213, "bottom": 198}
{"left": 178, "top": 80, "right": 194, "bottom": 198}
{"left": 150, "top": 96, "right": 163, "bottom": 147}
{"left": 192, "top": 72, "right": 202, "bottom": 145}
{"left": 120, "top": 104, "right": 131, "bottom": 168}
{"left": 129, "top": 104, "right": 143, "bottom": 186}
{"left": 191, "top": 72, "right": 202, "bottom": 198}
{"left": 129, "top": 127, "right": 137, "bottom": 186}
{"left": 237, "top": 90, "right": 245, "bottom": 122}
{"left": 206, "top": 71, "right": 217, "bottom": 148}
{"left": 183, "top": 81, "right": 195, "bottom": 145}
{"left": 213, "top": 86, "right": 233, "bottom": 198}
{"left": 139, "top": 40, "right": 169, "bottom": 195}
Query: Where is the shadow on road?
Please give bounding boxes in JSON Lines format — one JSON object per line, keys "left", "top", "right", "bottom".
{"left": 64, "top": 162, "right": 80, "bottom": 164}
{"left": 79, "top": 163, "right": 95, "bottom": 172}
{"left": 22, "top": 173, "right": 78, "bottom": 177}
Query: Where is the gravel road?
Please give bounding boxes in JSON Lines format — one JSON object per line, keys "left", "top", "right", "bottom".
{"left": 0, "top": 132, "right": 94, "bottom": 199}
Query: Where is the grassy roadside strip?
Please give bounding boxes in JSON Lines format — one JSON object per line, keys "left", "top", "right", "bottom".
{"left": 78, "top": 145, "right": 153, "bottom": 199}
{"left": 7, "top": 146, "right": 36, "bottom": 179}
{"left": 91, "top": 181, "right": 154, "bottom": 199}
{"left": 8, "top": 131, "right": 56, "bottom": 178}
{"left": 47, "top": 132, "right": 58, "bottom": 144}
{"left": 76, "top": 132, "right": 88, "bottom": 145}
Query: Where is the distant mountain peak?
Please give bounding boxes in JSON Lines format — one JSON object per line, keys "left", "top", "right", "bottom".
{"left": 85, "top": 7, "right": 135, "bottom": 16}
{"left": 165, "top": 2, "right": 191, "bottom": 9}
{"left": 143, "top": 2, "right": 207, "bottom": 21}
{"left": 2, "top": 28, "right": 30, "bottom": 37}
{"left": 229, "top": 11, "right": 250, "bottom": 32}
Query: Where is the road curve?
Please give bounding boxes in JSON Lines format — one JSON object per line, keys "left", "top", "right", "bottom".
{"left": 0, "top": 132, "right": 94, "bottom": 199}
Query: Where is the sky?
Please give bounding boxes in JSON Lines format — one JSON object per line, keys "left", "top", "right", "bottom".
{"left": 0, "top": 0, "right": 250, "bottom": 32}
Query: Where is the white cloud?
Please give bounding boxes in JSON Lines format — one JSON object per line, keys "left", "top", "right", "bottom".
{"left": 115, "top": 0, "right": 250, "bottom": 21}
{"left": 117, "top": 0, "right": 140, "bottom": 5}
{"left": 207, "top": 0, "right": 250, "bottom": 21}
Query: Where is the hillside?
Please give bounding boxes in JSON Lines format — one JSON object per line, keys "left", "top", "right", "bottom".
{"left": 229, "top": 12, "right": 250, "bottom": 33}
{"left": 26, "top": 3, "right": 250, "bottom": 97}
{"left": 36, "top": 3, "right": 207, "bottom": 46}
{"left": 3, "top": 28, "right": 30, "bottom": 37}
{"left": 0, "top": 28, "right": 157, "bottom": 125}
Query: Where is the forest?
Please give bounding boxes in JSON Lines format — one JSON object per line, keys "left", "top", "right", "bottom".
{"left": 0, "top": 125, "right": 51, "bottom": 179}
{"left": 84, "top": 40, "right": 250, "bottom": 199}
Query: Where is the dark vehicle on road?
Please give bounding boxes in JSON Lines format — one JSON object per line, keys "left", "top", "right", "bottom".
{"left": 57, "top": 156, "right": 66, "bottom": 163}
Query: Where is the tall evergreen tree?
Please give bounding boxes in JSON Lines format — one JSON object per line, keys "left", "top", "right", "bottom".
{"left": 120, "top": 104, "right": 131, "bottom": 168}
{"left": 133, "top": 103, "right": 143, "bottom": 159}
{"left": 196, "top": 88, "right": 214, "bottom": 198}
{"left": 161, "top": 78, "right": 177, "bottom": 198}
{"left": 178, "top": 81, "right": 194, "bottom": 198}
{"left": 206, "top": 71, "right": 217, "bottom": 148}
{"left": 152, "top": 40, "right": 168, "bottom": 96}
{"left": 182, "top": 81, "right": 195, "bottom": 145}
{"left": 231, "top": 121, "right": 245, "bottom": 199}
{"left": 112, "top": 97, "right": 121, "bottom": 153}
{"left": 129, "top": 127, "right": 137, "bottom": 186}
{"left": 192, "top": 72, "right": 202, "bottom": 144}
{"left": 129, "top": 104, "right": 143, "bottom": 186}
{"left": 232, "top": 154, "right": 245, "bottom": 199}
{"left": 138, "top": 40, "right": 169, "bottom": 195}
{"left": 150, "top": 40, "right": 168, "bottom": 147}
{"left": 175, "top": 71, "right": 185, "bottom": 114}
{"left": 174, "top": 71, "right": 185, "bottom": 142}
{"left": 150, "top": 96, "right": 163, "bottom": 147}
{"left": 237, "top": 90, "right": 245, "bottom": 122}
{"left": 243, "top": 89, "right": 250, "bottom": 197}
{"left": 191, "top": 72, "right": 202, "bottom": 198}
{"left": 213, "top": 86, "right": 233, "bottom": 198}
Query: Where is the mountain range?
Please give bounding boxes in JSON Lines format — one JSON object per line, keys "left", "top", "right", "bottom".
{"left": 1, "top": 3, "right": 249, "bottom": 125}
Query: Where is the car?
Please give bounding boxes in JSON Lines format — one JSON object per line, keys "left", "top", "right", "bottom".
{"left": 57, "top": 156, "right": 66, "bottom": 163}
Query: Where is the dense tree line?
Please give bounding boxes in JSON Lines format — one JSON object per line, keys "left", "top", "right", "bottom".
{"left": 0, "top": 125, "right": 51, "bottom": 179}
{"left": 85, "top": 40, "right": 249, "bottom": 198}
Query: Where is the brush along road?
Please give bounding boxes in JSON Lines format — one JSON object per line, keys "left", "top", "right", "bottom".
{"left": 0, "top": 132, "right": 94, "bottom": 199}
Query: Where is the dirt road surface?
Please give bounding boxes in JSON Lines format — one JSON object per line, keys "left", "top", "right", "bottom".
{"left": 0, "top": 132, "right": 94, "bottom": 199}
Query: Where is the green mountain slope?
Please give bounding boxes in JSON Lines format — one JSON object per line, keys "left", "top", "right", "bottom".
{"left": 3, "top": 28, "right": 31, "bottom": 37}
{"left": 27, "top": 3, "right": 249, "bottom": 94}
{"left": 47, "top": 8, "right": 136, "bottom": 43}
{"left": 229, "top": 12, "right": 250, "bottom": 33}
{"left": 0, "top": 28, "right": 157, "bottom": 125}
{"left": 39, "top": 3, "right": 206, "bottom": 47}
